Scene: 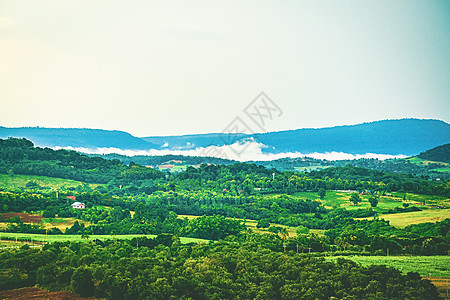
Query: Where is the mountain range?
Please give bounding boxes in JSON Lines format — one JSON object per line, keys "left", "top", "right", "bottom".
{"left": 1, "top": 119, "right": 449, "bottom": 156}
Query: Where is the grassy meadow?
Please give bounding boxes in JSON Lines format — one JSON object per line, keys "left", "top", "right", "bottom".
{"left": 0, "top": 232, "right": 209, "bottom": 246}
{"left": 358, "top": 209, "right": 450, "bottom": 228}
{"left": 0, "top": 174, "right": 97, "bottom": 190}
{"left": 326, "top": 255, "right": 450, "bottom": 277}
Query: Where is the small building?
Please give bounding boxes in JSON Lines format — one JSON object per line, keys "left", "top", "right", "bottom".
{"left": 71, "top": 202, "right": 85, "bottom": 209}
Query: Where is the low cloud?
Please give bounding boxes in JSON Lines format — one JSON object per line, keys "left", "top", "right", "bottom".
{"left": 55, "top": 139, "right": 407, "bottom": 162}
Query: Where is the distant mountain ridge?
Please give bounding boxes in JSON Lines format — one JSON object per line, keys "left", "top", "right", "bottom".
{"left": 0, "top": 127, "right": 159, "bottom": 150}
{"left": 143, "top": 119, "right": 450, "bottom": 156}
{"left": 1, "top": 119, "right": 449, "bottom": 156}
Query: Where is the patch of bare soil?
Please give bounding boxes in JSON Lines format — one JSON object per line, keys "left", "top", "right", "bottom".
{"left": 428, "top": 277, "right": 450, "bottom": 300}
{"left": 0, "top": 287, "right": 96, "bottom": 300}
{"left": 1, "top": 213, "right": 43, "bottom": 224}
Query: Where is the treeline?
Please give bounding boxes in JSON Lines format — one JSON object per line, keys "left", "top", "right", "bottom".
{"left": 0, "top": 235, "right": 441, "bottom": 299}
{"left": 1, "top": 138, "right": 449, "bottom": 198}
{"left": 255, "top": 156, "right": 448, "bottom": 179}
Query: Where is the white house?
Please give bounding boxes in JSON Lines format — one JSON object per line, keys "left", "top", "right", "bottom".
{"left": 71, "top": 202, "right": 85, "bottom": 209}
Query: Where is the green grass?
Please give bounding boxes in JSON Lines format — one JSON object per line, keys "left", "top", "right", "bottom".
{"left": 391, "top": 192, "right": 449, "bottom": 207}
{"left": 359, "top": 209, "right": 450, "bottom": 228}
{"left": 42, "top": 218, "right": 66, "bottom": 224}
{"left": 0, "top": 233, "right": 209, "bottom": 245}
{"left": 292, "top": 191, "right": 406, "bottom": 211}
{"left": 407, "top": 157, "right": 448, "bottom": 166}
{"left": 326, "top": 255, "right": 450, "bottom": 277}
{"left": 0, "top": 174, "right": 96, "bottom": 190}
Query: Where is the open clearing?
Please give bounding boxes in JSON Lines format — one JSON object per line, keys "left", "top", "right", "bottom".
{"left": 0, "top": 232, "right": 209, "bottom": 245}
{"left": 0, "top": 174, "right": 97, "bottom": 190}
{"left": 293, "top": 191, "right": 408, "bottom": 211}
{"left": 0, "top": 287, "right": 96, "bottom": 300}
{"left": 0, "top": 213, "right": 89, "bottom": 232}
{"left": 326, "top": 255, "right": 450, "bottom": 277}
{"left": 358, "top": 209, "right": 450, "bottom": 227}
{"left": 1, "top": 212, "right": 43, "bottom": 223}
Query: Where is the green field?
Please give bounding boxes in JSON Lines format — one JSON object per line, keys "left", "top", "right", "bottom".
{"left": 391, "top": 192, "right": 450, "bottom": 207}
{"left": 358, "top": 209, "right": 450, "bottom": 228}
{"left": 0, "top": 174, "right": 96, "bottom": 190}
{"left": 0, "top": 232, "right": 209, "bottom": 245}
{"left": 292, "top": 191, "right": 409, "bottom": 211}
{"left": 406, "top": 157, "right": 450, "bottom": 173}
{"left": 326, "top": 255, "right": 450, "bottom": 277}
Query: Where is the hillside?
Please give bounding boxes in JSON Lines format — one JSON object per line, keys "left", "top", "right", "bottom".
{"left": 417, "top": 143, "right": 450, "bottom": 163}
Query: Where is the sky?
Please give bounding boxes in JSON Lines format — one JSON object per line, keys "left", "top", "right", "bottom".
{"left": 1, "top": 0, "right": 449, "bottom": 137}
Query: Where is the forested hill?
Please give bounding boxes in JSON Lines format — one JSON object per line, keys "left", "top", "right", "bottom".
{"left": 417, "top": 143, "right": 450, "bottom": 163}
{"left": 0, "top": 127, "right": 159, "bottom": 150}
{"left": 0, "top": 138, "right": 164, "bottom": 184}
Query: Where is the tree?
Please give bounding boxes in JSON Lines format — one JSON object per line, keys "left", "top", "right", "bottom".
{"left": 349, "top": 192, "right": 361, "bottom": 206}
{"left": 256, "top": 219, "right": 270, "bottom": 229}
{"left": 71, "top": 267, "right": 95, "bottom": 297}
{"left": 81, "top": 231, "right": 90, "bottom": 240}
{"left": 296, "top": 225, "right": 310, "bottom": 235}
{"left": 318, "top": 188, "right": 326, "bottom": 200}
{"left": 268, "top": 226, "right": 281, "bottom": 234}
{"left": 368, "top": 196, "right": 378, "bottom": 208}
{"left": 278, "top": 227, "right": 289, "bottom": 241}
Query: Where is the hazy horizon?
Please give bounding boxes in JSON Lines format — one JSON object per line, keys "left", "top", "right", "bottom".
{"left": 1, "top": 1, "right": 449, "bottom": 137}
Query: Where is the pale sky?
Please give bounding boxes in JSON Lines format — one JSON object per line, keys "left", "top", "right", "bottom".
{"left": 1, "top": 0, "right": 449, "bottom": 137}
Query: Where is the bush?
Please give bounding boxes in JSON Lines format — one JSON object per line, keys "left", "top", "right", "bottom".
{"left": 256, "top": 219, "right": 270, "bottom": 228}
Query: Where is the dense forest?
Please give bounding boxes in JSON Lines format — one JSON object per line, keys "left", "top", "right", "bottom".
{"left": 0, "top": 138, "right": 448, "bottom": 299}
{"left": 0, "top": 235, "right": 441, "bottom": 299}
